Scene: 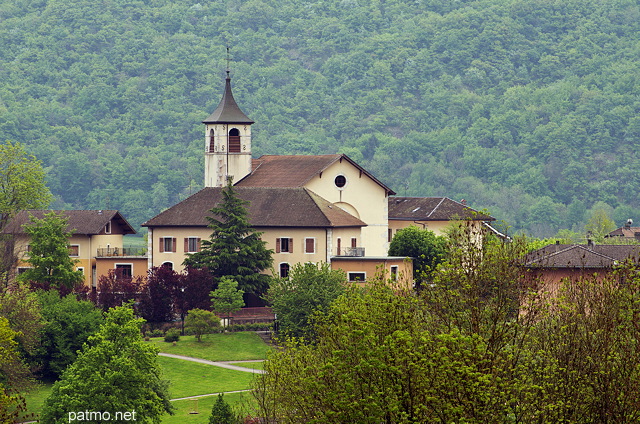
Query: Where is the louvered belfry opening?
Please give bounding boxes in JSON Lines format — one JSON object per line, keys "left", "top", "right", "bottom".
{"left": 228, "top": 128, "right": 241, "bottom": 152}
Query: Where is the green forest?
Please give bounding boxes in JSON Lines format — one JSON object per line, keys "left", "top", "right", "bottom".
{"left": 1, "top": 0, "right": 639, "bottom": 237}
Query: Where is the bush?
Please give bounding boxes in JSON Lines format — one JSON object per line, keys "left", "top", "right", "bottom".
{"left": 164, "top": 328, "right": 180, "bottom": 343}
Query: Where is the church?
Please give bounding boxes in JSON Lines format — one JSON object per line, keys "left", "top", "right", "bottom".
{"left": 142, "top": 72, "right": 493, "bottom": 286}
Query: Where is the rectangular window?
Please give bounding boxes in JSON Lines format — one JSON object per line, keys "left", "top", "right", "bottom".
{"left": 276, "top": 238, "right": 293, "bottom": 253}
{"left": 77, "top": 267, "right": 85, "bottom": 276}
{"left": 17, "top": 267, "right": 30, "bottom": 275}
{"left": 388, "top": 228, "right": 393, "bottom": 243}
{"left": 305, "top": 238, "right": 315, "bottom": 254}
{"left": 105, "top": 221, "right": 111, "bottom": 234}
{"left": 336, "top": 238, "right": 341, "bottom": 255}
{"left": 390, "top": 266, "right": 398, "bottom": 281}
{"left": 348, "top": 272, "right": 366, "bottom": 282}
{"left": 69, "top": 245, "right": 79, "bottom": 257}
{"left": 115, "top": 264, "right": 132, "bottom": 278}
{"left": 185, "top": 237, "right": 201, "bottom": 253}
{"left": 159, "top": 237, "right": 177, "bottom": 253}
{"left": 351, "top": 238, "right": 357, "bottom": 248}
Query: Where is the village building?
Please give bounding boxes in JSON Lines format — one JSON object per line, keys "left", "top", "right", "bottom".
{"left": 142, "top": 73, "right": 494, "bottom": 286}
{"left": 3, "top": 210, "right": 146, "bottom": 287}
{"left": 523, "top": 241, "right": 640, "bottom": 293}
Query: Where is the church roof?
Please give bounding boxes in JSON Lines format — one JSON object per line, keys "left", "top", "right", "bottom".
{"left": 2, "top": 210, "right": 136, "bottom": 235}
{"left": 235, "top": 154, "right": 396, "bottom": 195}
{"left": 388, "top": 197, "right": 494, "bottom": 221}
{"left": 202, "top": 77, "right": 254, "bottom": 124}
{"left": 142, "top": 187, "right": 366, "bottom": 228}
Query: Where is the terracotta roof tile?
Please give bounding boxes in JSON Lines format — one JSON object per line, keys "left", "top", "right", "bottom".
{"left": 388, "top": 197, "right": 494, "bottom": 221}
{"left": 2, "top": 210, "right": 135, "bottom": 235}
{"left": 142, "top": 187, "right": 366, "bottom": 228}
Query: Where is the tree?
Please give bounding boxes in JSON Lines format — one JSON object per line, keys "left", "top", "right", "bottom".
{"left": 183, "top": 178, "right": 273, "bottom": 296}
{"left": 35, "top": 291, "right": 103, "bottom": 380}
{"left": 184, "top": 309, "right": 220, "bottom": 342}
{"left": 388, "top": 225, "right": 448, "bottom": 286}
{"left": 0, "top": 141, "right": 52, "bottom": 285}
{"left": 584, "top": 202, "right": 616, "bottom": 242}
{"left": 16, "top": 212, "right": 84, "bottom": 292}
{"left": 138, "top": 266, "right": 179, "bottom": 324}
{"left": 40, "top": 306, "right": 173, "bottom": 424}
{"left": 0, "top": 141, "right": 51, "bottom": 222}
{"left": 209, "top": 394, "right": 236, "bottom": 424}
{"left": 174, "top": 267, "right": 216, "bottom": 335}
{"left": 266, "top": 262, "right": 346, "bottom": 339}
{"left": 0, "top": 317, "right": 28, "bottom": 423}
{"left": 95, "top": 270, "right": 145, "bottom": 312}
{"left": 210, "top": 277, "right": 244, "bottom": 326}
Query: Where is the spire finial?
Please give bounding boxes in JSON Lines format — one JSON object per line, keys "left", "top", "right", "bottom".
{"left": 226, "top": 46, "right": 231, "bottom": 79}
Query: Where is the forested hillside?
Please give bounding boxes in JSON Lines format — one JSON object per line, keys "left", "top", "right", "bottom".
{"left": 1, "top": 0, "right": 639, "bottom": 236}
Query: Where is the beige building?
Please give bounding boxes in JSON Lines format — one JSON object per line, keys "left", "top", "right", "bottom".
{"left": 142, "top": 74, "right": 497, "bottom": 286}
{"left": 3, "top": 210, "right": 145, "bottom": 287}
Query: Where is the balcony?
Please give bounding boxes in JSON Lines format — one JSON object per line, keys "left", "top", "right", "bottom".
{"left": 338, "top": 247, "right": 365, "bottom": 257}
{"left": 96, "top": 247, "right": 146, "bottom": 257}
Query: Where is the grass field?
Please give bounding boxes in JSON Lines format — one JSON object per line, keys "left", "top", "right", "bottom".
{"left": 21, "top": 332, "right": 269, "bottom": 423}
{"left": 149, "top": 331, "right": 271, "bottom": 361}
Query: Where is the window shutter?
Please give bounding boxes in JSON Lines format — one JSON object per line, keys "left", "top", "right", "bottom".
{"left": 172, "top": 238, "right": 177, "bottom": 252}
{"left": 276, "top": 238, "right": 281, "bottom": 253}
{"left": 289, "top": 238, "right": 293, "bottom": 253}
{"left": 351, "top": 238, "right": 357, "bottom": 248}
{"left": 197, "top": 238, "right": 201, "bottom": 252}
{"left": 337, "top": 238, "right": 341, "bottom": 255}
{"left": 305, "top": 238, "right": 314, "bottom": 253}
{"left": 159, "top": 238, "right": 164, "bottom": 253}
{"left": 184, "top": 238, "right": 189, "bottom": 252}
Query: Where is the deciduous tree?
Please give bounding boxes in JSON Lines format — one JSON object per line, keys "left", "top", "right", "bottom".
{"left": 388, "top": 225, "right": 448, "bottom": 287}
{"left": 210, "top": 277, "right": 244, "bottom": 325}
{"left": 184, "top": 308, "right": 220, "bottom": 342}
{"left": 35, "top": 291, "right": 103, "bottom": 380}
{"left": 266, "top": 262, "right": 345, "bottom": 339}
{"left": 40, "top": 306, "right": 173, "bottom": 424}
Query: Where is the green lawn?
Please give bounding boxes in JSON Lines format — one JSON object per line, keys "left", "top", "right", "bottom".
{"left": 162, "top": 391, "right": 258, "bottom": 424}
{"left": 22, "top": 331, "right": 269, "bottom": 422}
{"left": 159, "top": 356, "right": 257, "bottom": 398}
{"left": 149, "top": 331, "right": 271, "bottom": 361}
{"left": 226, "top": 361, "right": 264, "bottom": 370}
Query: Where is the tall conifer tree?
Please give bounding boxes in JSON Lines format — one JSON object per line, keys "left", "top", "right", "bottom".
{"left": 184, "top": 178, "right": 273, "bottom": 296}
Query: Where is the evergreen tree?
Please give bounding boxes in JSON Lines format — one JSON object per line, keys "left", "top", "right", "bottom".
{"left": 209, "top": 394, "right": 235, "bottom": 424}
{"left": 17, "top": 211, "right": 84, "bottom": 292}
{"left": 184, "top": 178, "right": 273, "bottom": 296}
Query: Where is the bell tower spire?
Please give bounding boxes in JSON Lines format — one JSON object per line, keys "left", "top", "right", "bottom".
{"left": 203, "top": 49, "right": 254, "bottom": 187}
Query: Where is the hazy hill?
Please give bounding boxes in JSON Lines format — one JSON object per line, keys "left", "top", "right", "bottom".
{"left": 1, "top": 0, "right": 639, "bottom": 237}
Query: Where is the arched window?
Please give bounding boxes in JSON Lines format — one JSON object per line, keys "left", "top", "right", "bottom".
{"left": 228, "top": 128, "right": 241, "bottom": 153}
{"left": 161, "top": 262, "right": 173, "bottom": 271}
{"left": 208, "top": 129, "right": 215, "bottom": 152}
{"left": 279, "top": 263, "right": 290, "bottom": 278}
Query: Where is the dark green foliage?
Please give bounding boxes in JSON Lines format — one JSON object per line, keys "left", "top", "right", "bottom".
{"left": 184, "top": 179, "right": 272, "bottom": 296}
{"left": 2, "top": 0, "right": 640, "bottom": 235}
{"left": 209, "top": 394, "right": 236, "bottom": 424}
{"left": 388, "top": 225, "right": 448, "bottom": 286}
{"left": 17, "top": 212, "right": 84, "bottom": 292}
{"left": 40, "top": 306, "right": 173, "bottom": 424}
{"left": 267, "top": 262, "right": 346, "bottom": 340}
{"left": 163, "top": 328, "right": 180, "bottom": 343}
{"left": 35, "top": 291, "right": 103, "bottom": 380}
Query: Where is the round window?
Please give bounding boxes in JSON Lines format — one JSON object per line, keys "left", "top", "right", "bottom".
{"left": 334, "top": 175, "right": 347, "bottom": 188}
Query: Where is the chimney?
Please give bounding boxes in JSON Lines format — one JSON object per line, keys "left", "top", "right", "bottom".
{"left": 587, "top": 239, "right": 594, "bottom": 248}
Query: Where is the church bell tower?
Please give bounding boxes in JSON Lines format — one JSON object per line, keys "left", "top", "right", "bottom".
{"left": 203, "top": 69, "right": 254, "bottom": 187}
